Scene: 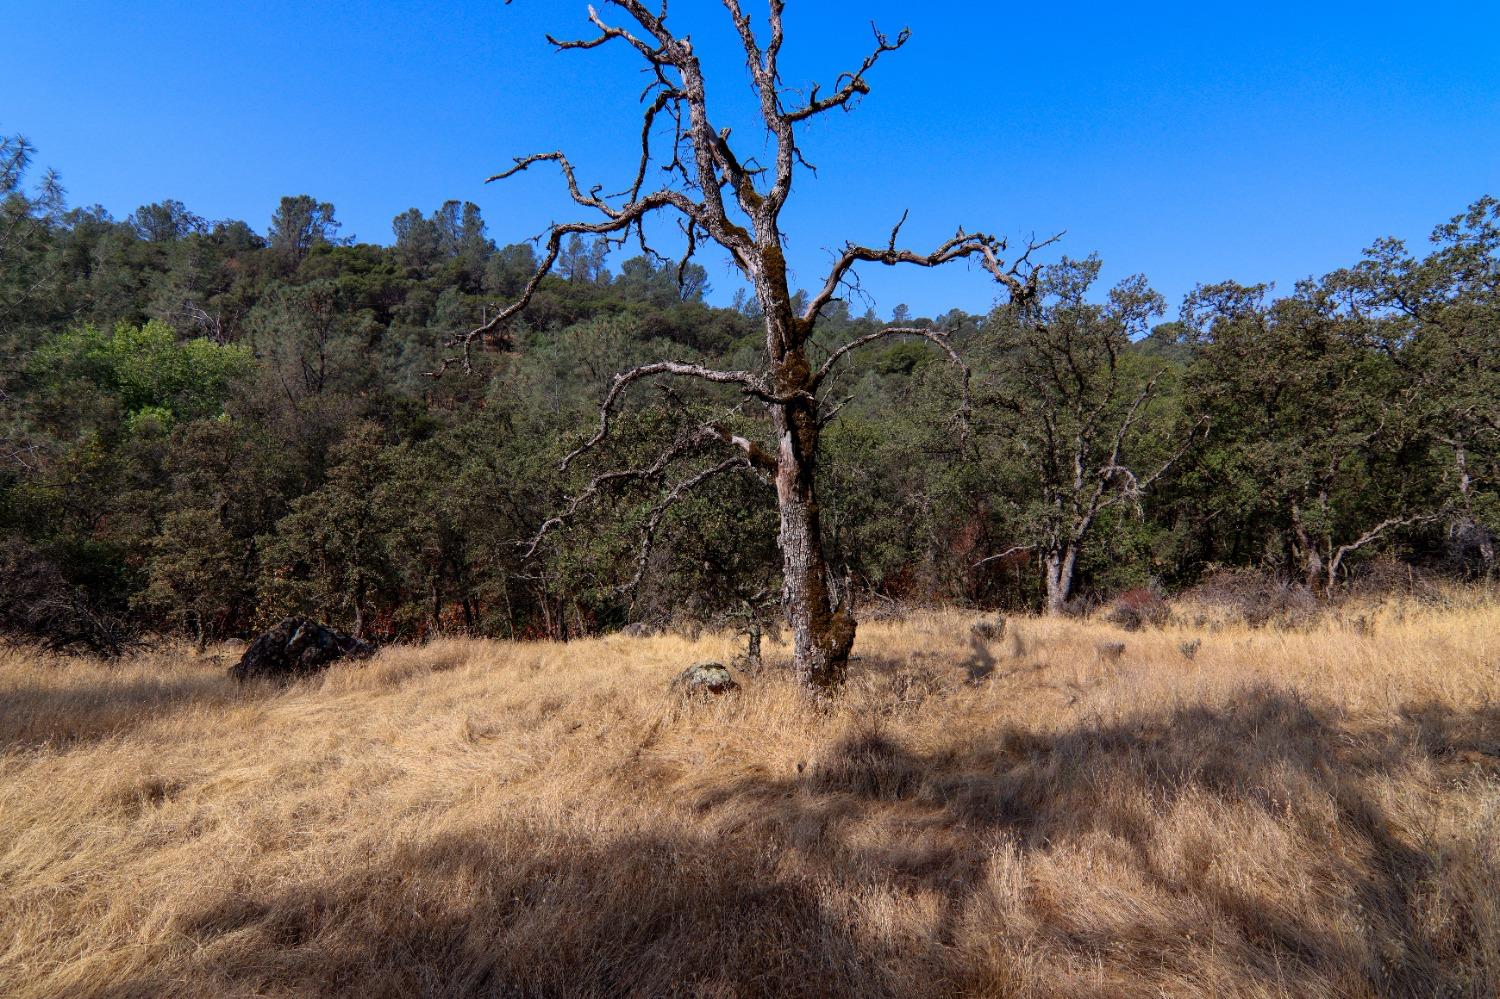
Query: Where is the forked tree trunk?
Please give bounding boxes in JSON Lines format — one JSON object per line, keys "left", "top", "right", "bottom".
{"left": 1043, "top": 545, "right": 1078, "bottom": 615}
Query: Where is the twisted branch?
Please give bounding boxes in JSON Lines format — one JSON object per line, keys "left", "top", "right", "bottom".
{"left": 811, "top": 325, "right": 973, "bottom": 443}
{"left": 804, "top": 224, "right": 1061, "bottom": 327}
{"left": 621, "top": 456, "right": 755, "bottom": 597}
{"left": 523, "top": 427, "right": 717, "bottom": 559}
{"left": 560, "top": 361, "right": 766, "bottom": 470}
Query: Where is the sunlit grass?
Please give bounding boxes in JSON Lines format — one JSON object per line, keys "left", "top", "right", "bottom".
{"left": 2, "top": 596, "right": 1498, "bottom": 996}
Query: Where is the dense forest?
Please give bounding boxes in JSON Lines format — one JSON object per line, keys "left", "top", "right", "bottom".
{"left": 1, "top": 130, "right": 1496, "bottom": 653}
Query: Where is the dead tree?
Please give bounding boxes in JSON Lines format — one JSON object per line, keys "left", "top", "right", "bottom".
{"left": 445, "top": 2, "right": 1049, "bottom": 691}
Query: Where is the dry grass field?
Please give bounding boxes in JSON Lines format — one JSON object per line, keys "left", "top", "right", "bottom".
{"left": 3, "top": 597, "right": 1499, "bottom": 998}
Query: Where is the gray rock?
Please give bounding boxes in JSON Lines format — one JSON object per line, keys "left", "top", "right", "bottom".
{"left": 672, "top": 661, "right": 738, "bottom": 696}
{"left": 230, "top": 617, "right": 373, "bottom": 682}
{"left": 1095, "top": 641, "right": 1126, "bottom": 662}
{"left": 970, "top": 614, "right": 1007, "bottom": 642}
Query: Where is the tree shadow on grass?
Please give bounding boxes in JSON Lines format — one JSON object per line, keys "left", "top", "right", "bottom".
{"left": 94, "top": 828, "right": 885, "bottom": 999}
{"left": 734, "top": 687, "right": 1499, "bottom": 996}
{"left": 84, "top": 688, "right": 1500, "bottom": 998}
{"left": 0, "top": 671, "right": 247, "bottom": 750}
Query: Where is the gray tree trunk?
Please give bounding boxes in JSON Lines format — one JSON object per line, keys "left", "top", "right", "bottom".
{"left": 1044, "top": 545, "right": 1078, "bottom": 615}
{"left": 1290, "top": 504, "right": 1325, "bottom": 592}
{"left": 767, "top": 327, "right": 854, "bottom": 690}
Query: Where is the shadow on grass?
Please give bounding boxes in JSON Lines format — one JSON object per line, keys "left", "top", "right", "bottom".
{"left": 0, "top": 670, "right": 247, "bottom": 750}
{"left": 85, "top": 687, "right": 1500, "bottom": 998}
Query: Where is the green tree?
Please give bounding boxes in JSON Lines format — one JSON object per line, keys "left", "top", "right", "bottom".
{"left": 35, "top": 319, "right": 252, "bottom": 423}
{"left": 1343, "top": 196, "right": 1500, "bottom": 575}
{"left": 259, "top": 424, "right": 397, "bottom": 637}
{"left": 267, "top": 195, "right": 342, "bottom": 268}
{"left": 1183, "top": 275, "right": 1444, "bottom": 591}
{"left": 0, "top": 130, "right": 64, "bottom": 328}
{"left": 138, "top": 508, "right": 246, "bottom": 648}
{"left": 976, "top": 258, "right": 1195, "bottom": 612}
{"left": 128, "top": 200, "right": 205, "bottom": 243}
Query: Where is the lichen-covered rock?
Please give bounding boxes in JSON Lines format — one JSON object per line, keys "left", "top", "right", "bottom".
{"left": 672, "top": 661, "right": 738, "bottom": 696}
{"left": 970, "top": 615, "right": 1007, "bottom": 641}
{"left": 1095, "top": 641, "right": 1126, "bottom": 662}
{"left": 229, "top": 617, "right": 373, "bottom": 682}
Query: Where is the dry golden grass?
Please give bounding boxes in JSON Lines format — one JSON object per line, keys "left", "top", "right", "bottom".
{"left": 3, "top": 599, "right": 1499, "bottom": 997}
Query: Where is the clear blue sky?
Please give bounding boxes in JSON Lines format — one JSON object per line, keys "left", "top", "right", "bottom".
{"left": 9, "top": 1, "right": 1499, "bottom": 319}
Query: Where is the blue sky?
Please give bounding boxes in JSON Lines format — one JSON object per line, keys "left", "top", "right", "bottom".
{"left": 8, "top": 1, "right": 1498, "bottom": 319}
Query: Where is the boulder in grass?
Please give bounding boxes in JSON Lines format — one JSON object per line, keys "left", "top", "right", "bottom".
{"left": 970, "top": 614, "right": 1007, "bottom": 642}
{"left": 672, "top": 661, "right": 738, "bottom": 696}
{"left": 230, "top": 616, "right": 373, "bottom": 682}
{"left": 1095, "top": 641, "right": 1126, "bottom": 663}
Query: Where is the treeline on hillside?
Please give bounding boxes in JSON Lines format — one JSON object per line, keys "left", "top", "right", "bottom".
{"left": 1, "top": 131, "right": 1496, "bottom": 651}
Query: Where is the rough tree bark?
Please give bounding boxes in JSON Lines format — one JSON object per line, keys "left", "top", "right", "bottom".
{"left": 1043, "top": 546, "right": 1079, "bottom": 616}
{"left": 441, "top": 1, "right": 1049, "bottom": 690}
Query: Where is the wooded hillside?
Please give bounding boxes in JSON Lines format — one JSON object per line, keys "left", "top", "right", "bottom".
{"left": 2, "top": 130, "right": 1496, "bottom": 652}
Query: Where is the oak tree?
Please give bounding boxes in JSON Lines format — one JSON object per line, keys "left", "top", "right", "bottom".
{"left": 977, "top": 258, "right": 1197, "bottom": 613}
{"left": 445, "top": 2, "right": 1049, "bottom": 690}
{"left": 1183, "top": 277, "right": 1444, "bottom": 592}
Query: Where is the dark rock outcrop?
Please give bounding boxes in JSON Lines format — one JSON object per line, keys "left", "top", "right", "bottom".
{"left": 229, "top": 617, "right": 372, "bottom": 682}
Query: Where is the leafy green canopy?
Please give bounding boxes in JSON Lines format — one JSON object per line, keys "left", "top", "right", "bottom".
{"left": 35, "top": 320, "right": 251, "bottom": 424}
{"left": 0, "top": 125, "right": 1494, "bottom": 649}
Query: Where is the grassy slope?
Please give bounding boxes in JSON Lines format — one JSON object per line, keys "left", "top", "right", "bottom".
{"left": 2, "top": 601, "right": 1498, "bottom": 998}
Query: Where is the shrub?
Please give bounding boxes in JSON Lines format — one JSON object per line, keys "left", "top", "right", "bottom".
{"left": 1104, "top": 588, "right": 1170, "bottom": 631}
{"left": 1180, "top": 567, "right": 1320, "bottom": 629}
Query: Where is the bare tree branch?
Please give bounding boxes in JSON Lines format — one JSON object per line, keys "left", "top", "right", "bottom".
{"left": 1087, "top": 376, "right": 1206, "bottom": 522}
{"left": 545, "top": 3, "right": 660, "bottom": 59}
{"left": 973, "top": 544, "right": 1036, "bottom": 568}
{"left": 522, "top": 427, "right": 717, "bottom": 560}
{"left": 620, "top": 456, "right": 755, "bottom": 596}
{"left": 803, "top": 227, "right": 1062, "bottom": 327}
{"left": 810, "top": 325, "right": 973, "bottom": 443}
{"left": 783, "top": 23, "right": 910, "bottom": 124}
{"left": 560, "top": 361, "right": 766, "bottom": 470}
{"left": 1, "top": 438, "right": 42, "bottom": 471}
{"left": 427, "top": 186, "right": 708, "bottom": 375}
{"left": 481, "top": 1, "right": 1049, "bottom": 687}
{"left": 812, "top": 325, "right": 964, "bottom": 387}
{"left": 705, "top": 420, "right": 778, "bottom": 472}
{"left": 1330, "top": 510, "right": 1447, "bottom": 571}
